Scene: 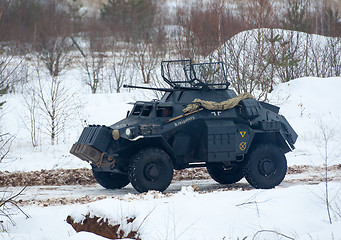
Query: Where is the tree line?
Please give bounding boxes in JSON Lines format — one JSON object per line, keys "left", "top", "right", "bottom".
{"left": 1, "top": 0, "right": 340, "bottom": 52}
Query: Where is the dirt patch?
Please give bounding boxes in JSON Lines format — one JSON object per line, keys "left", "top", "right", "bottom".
{"left": 0, "top": 168, "right": 210, "bottom": 187}
{"left": 1, "top": 165, "right": 339, "bottom": 187}
{"left": 0, "top": 168, "right": 96, "bottom": 187}
{"left": 330, "top": 164, "right": 341, "bottom": 171}
{"left": 66, "top": 214, "right": 141, "bottom": 240}
{"left": 173, "top": 168, "right": 210, "bottom": 181}
{"left": 287, "top": 165, "right": 315, "bottom": 174}
{"left": 18, "top": 195, "right": 108, "bottom": 206}
{"left": 287, "top": 164, "right": 341, "bottom": 174}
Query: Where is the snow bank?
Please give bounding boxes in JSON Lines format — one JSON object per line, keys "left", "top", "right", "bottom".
{"left": 270, "top": 77, "right": 341, "bottom": 166}
{"left": 67, "top": 183, "right": 341, "bottom": 239}
{"left": 6, "top": 183, "right": 340, "bottom": 240}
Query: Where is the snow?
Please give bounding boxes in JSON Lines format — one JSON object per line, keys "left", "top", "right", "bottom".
{"left": 1, "top": 36, "right": 341, "bottom": 240}
{"left": 1, "top": 75, "right": 340, "bottom": 239}
{"left": 3, "top": 183, "right": 341, "bottom": 240}
{"left": 273, "top": 77, "right": 341, "bottom": 167}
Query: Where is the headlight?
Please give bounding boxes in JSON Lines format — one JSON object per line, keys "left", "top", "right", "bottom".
{"left": 112, "top": 129, "right": 120, "bottom": 140}
{"left": 125, "top": 127, "right": 138, "bottom": 139}
{"left": 125, "top": 128, "right": 132, "bottom": 137}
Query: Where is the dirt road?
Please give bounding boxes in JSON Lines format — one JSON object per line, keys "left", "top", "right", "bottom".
{"left": 1, "top": 165, "right": 340, "bottom": 206}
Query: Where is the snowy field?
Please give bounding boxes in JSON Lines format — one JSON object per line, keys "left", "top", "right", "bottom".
{"left": 1, "top": 58, "right": 341, "bottom": 240}
{"left": 0, "top": 75, "right": 340, "bottom": 240}
{"left": 2, "top": 182, "right": 341, "bottom": 240}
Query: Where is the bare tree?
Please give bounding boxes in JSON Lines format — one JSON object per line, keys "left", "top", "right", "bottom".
{"left": 22, "top": 83, "right": 41, "bottom": 147}
{"left": 0, "top": 133, "right": 14, "bottom": 164}
{"left": 0, "top": 53, "right": 24, "bottom": 97}
{"left": 0, "top": 60, "right": 8, "bottom": 108}
{"left": 310, "top": 0, "right": 341, "bottom": 37}
{"left": 309, "top": 38, "right": 330, "bottom": 78}
{"left": 175, "top": 0, "right": 248, "bottom": 62}
{"left": 34, "top": 0, "right": 73, "bottom": 78}
{"left": 0, "top": 187, "right": 29, "bottom": 232}
{"left": 0, "top": 48, "right": 21, "bottom": 162}
{"left": 326, "top": 37, "right": 341, "bottom": 76}
{"left": 220, "top": 29, "right": 277, "bottom": 101}
{"left": 273, "top": 30, "right": 305, "bottom": 82}
{"left": 83, "top": 52, "right": 105, "bottom": 94}
{"left": 303, "top": 34, "right": 341, "bottom": 78}
{"left": 281, "top": 0, "right": 311, "bottom": 33}
{"left": 73, "top": 16, "right": 109, "bottom": 94}
{"left": 245, "top": 0, "right": 277, "bottom": 29}
{"left": 36, "top": 38, "right": 73, "bottom": 78}
{"left": 35, "top": 66, "right": 79, "bottom": 145}
{"left": 149, "top": 71, "right": 170, "bottom": 100}
{"left": 107, "top": 50, "right": 131, "bottom": 93}
{"left": 131, "top": 42, "right": 163, "bottom": 84}
{"left": 0, "top": 57, "right": 15, "bottom": 162}
{"left": 315, "top": 118, "right": 339, "bottom": 224}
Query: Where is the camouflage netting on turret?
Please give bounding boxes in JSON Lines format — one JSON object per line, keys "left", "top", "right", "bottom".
{"left": 183, "top": 93, "right": 254, "bottom": 113}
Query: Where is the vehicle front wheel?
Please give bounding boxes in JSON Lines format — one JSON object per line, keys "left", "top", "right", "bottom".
{"left": 244, "top": 144, "right": 287, "bottom": 189}
{"left": 92, "top": 169, "right": 130, "bottom": 189}
{"left": 206, "top": 163, "right": 244, "bottom": 184}
{"left": 128, "top": 148, "right": 173, "bottom": 193}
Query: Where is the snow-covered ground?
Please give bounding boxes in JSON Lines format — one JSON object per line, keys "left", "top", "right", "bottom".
{"left": 0, "top": 75, "right": 340, "bottom": 240}
{"left": 3, "top": 182, "right": 341, "bottom": 240}
{"left": 272, "top": 77, "right": 341, "bottom": 167}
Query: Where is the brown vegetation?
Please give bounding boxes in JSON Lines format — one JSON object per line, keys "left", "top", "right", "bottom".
{"left": 1, "top": 0, "right": 339, "bottom": 53}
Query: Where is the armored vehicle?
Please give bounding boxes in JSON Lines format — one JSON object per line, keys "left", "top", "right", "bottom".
{"left": 70, "top": 60, "right": 298, "bottom": 193}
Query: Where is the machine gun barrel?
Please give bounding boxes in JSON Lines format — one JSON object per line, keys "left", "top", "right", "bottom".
{"left": 123, "top": 84, "right": 174, "bottom": 92}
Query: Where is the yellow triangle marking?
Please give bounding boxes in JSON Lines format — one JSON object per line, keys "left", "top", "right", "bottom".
{"left": 240, "top": 131, "right": 246, "bottom": 138}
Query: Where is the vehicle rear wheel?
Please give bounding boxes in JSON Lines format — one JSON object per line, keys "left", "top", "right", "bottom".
{"left": 92, "top": 169, "right": 130, "bottom": 189}
{"left": 129, "top": 148, "right": 173, "bottom": 193}
{"left": 206, "top": 163, "right": 244, "bottom": 184}
{"left": 244, "top": 144, "right": 287, "bottom": 189}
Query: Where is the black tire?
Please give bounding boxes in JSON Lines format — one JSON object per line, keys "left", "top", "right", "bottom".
{"left": 244, "top": 144, "right": 287, "bottom": 189}
{"left": 128, "top": 148, "right": 173, "bottom": 193}
{"left": 92, "top": 169, "right": 130, "bottom": 189}
{"left": 206, "top": 163, "right": 244, "bottom": 184}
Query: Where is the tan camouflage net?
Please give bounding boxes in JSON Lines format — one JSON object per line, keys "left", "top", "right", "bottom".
{"left": 183, "top": 93, "right": 254, "bottom": 113}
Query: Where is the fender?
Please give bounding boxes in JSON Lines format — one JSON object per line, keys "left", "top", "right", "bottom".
{"left": 130, "top": 136, "right": 176, "bottom": 166}
{"left": 252, "top": 131, "right": 292, "bottom": 154}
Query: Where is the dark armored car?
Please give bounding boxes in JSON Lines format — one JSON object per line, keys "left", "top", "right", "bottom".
{"left": 70, "top": 60, "right": 298, "bottom": 193}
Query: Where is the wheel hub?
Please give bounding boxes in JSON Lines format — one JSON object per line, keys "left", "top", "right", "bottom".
{"left": 144, "top": 163, "right": 160, "bottom": 181}
{"left": 258, "top": 158, "right": 275, "bottom": 176}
